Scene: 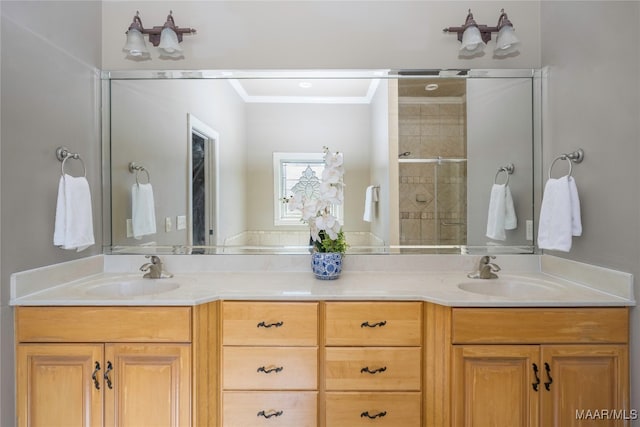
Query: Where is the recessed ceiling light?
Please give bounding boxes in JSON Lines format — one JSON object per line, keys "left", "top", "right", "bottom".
{"left": 425, "top": 83, "right": 439, "bottom": 91}
{"left": 299, "top": 82, "right": 313, "bottom": 89}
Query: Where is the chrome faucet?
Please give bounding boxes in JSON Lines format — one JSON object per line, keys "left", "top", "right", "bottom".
{"left": 467, "top": 256, "right": 501, "bottom": 279}
{"left": 140, "top": 255, "right": 173, "bottom": 279}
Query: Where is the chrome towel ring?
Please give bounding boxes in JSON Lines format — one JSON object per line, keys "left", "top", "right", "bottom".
{"left": 129, "top": 162, "right": 151, "bottom": 185}
{"left": 56, "top": 146, "right": 86, "bottom": 177}
{"left": 548, "top": 148, "right": 584, "bottom": 180}
{"left": 494, "top": 163, "right": 515, "bottom": 185}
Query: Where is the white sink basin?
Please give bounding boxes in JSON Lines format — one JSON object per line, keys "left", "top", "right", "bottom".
{"left": 85, "top": 279, "right": 180, "bottom": 297}
{"left": 457, "top": 277, "right": 560, "bottom": 297}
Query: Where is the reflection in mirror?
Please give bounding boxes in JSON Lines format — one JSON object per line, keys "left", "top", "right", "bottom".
{"left": 105, "top": 70, "right": 539, "bottom": 255}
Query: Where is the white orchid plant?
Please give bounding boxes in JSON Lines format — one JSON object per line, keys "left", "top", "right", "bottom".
{"left": 284, "top": 147, "right": 348, "bottom": 254}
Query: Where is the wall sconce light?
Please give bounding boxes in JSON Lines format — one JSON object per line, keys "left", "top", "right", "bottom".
{"left": 443, "top": 9, "right": 519, "bottom": 58}
{"left": 123, "top": 11, "right": 196, "bottom": 60}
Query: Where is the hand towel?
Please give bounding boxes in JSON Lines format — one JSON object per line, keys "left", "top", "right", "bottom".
{"left": 132, "top": 183, "right": 157, "bottom": 239}
{"left": 53, "top": 174, "right": 95, "bottom": 251}
{"left": 486, "top": 183, "right": 517, "bottom": 241}
{"left": 363, "top": 185, "right": 377, "bottom": 222}
{"left": 537, "top": 175, "right": 582, "bottom": 252}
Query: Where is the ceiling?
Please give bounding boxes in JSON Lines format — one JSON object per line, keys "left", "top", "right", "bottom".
{"left": 230, "top": 76, "right": 466, "bottom": 104}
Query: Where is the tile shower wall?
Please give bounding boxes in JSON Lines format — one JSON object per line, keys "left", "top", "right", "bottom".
{"left": 398, "top": 102, "right": 467, "bottom": 245}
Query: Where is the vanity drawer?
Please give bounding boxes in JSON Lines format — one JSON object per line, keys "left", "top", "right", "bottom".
{"left": 223, "top": 346, "right": 318, "bottom": 390}
{"left": 15, "top": 306, "right": 191, "bottom": 342}
{"left": 325, "top": 302, "right": 422, "bottom": 346}
{"left": 325, "top": 347, "right": 421, "bottom": 391}
{"left": 222, "top": 301, "right": 318, "bottom": 346}
{"left": 451, "top": 307, "right": 629, "bottom": 344}
{"left": 325, "top": 392, "right": 421, "bottom": 427}
{"left": 222, "top": 391, "right": 317, "bottom": 427}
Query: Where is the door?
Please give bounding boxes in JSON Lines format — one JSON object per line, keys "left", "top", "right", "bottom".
{"left": 16, "top": 344, "right": 104, "bottom": 427}
{"left": 188, "top": 114, "right": 219, "bottom": 248}
{"left": 541, "top": 345, "right": 629, "bottom": 427}
{"left": 104, "top": 343, "right": 191, "bottom": 427}
{"left": 452, "top": 345, "right": 539, "bottom": 427}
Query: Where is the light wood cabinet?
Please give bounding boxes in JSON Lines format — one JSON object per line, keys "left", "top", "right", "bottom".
{"left": 220, "top": 301, "right": 319, "bottom": 427}
{"left": 324, "top": 302, "right": 423, "bottom": 427}
{"left": 16, "top": 306, "right": 194, "bottom": 427}
{"left": 451, "top": 307, "right": 630, "bottom": 427}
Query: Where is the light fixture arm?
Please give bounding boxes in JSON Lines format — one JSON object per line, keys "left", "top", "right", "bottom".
{"left": 496, "top": 9, "right": 514, "bottom": 31}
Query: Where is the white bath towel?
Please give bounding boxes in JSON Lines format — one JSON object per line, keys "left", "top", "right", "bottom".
{"left": 53, "top": 174, "right": 95, "bottom": 251}
{"left": 537, "top": 175, "right": 582, "bottom": 252}
{"left": 363, "top": 185, "right": 378, "bottom": 222}
{"left": 486, "top": 183, "right": 517, "bottom": 241}
{"left": 132, "top": 183, "right": 157, "bottom": 239}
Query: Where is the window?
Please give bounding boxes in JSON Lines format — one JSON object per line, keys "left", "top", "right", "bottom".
{"left": 273, "top": 152, "right": 344, "bottom": 226}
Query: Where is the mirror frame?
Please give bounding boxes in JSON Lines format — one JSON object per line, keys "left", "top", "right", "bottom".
{"left": 101, "top": 68, "right": 543, "bottom": 256}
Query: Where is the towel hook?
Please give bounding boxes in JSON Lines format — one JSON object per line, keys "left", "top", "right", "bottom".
{"left": 129, "top": 162, "right": 151, "bottom": 185}
{"left": 548, "top": 149, "right": 584, "bottom": 180}
{"left": 494, "top": 163, "right": 514, "bottom": 185}
{"left": 56, "top": 146, "right": 86, "bottom": 177}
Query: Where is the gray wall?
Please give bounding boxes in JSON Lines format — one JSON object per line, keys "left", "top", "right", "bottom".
{"left": 102, "top": 1, "right": 541, "bottom": 70}
{"left": 110, "top": 79, "right": 248, "bottom": 246}
{"left": 245, "top": 103, "right": 373, "bottom": 233}
{"left": 0, "top": 1, "right": 102, "bottom": 423}
{"left": 540, "top": 1, "right": 640, "bottom": 409}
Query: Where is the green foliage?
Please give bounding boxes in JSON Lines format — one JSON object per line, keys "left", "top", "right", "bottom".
{"left": 314, "top": 229, "right": 348, "bottom": 254}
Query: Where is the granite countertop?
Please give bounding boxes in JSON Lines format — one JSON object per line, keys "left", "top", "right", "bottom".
{"left": 9, "top": 255, "right": 635, "bottom": 307}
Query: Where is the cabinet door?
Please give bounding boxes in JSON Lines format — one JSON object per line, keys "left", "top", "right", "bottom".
{"left": 452, "top": 345, "right": 539, "bottom": 427}
{"left": 541, "top": 345, "right": 629, "bottom": 427}
{"left": 104, "top": 343, "right": 191, "bottom": 427}
{"left": 16, "top": 344, "right": 104, "bottom": 427}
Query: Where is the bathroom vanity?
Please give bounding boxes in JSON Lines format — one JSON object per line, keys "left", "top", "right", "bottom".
{"left": 10, "top": 255, "right": 634, "bottom": 427}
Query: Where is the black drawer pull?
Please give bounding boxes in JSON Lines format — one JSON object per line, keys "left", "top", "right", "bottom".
{"left": 103, "top": 361, "right": 113, "bottom": 389}
{"left": 360, "top": 366, "right": 387, "bottom": 374}
{"left": 257, "top": 321, "right": 284, "bottom": 328}
{"left": 257, "top": 410, "right": 283, "bottom": 419}
{"left": 257, "top": 366, "right": 284, "bottom": 374}
{"left": 544, "top": 362, "right": 553, "bottom": 391}
{"left": 532, "top": 363, "right": 540, "bottom": 392}
{"left": 91, "top": 361, "right": 101, "bottom": 390}
{"left": 361, "top": 321, "right": 387, "bottom": 328}
{"left": 361, "top": 411, "right": 387, "bottom": 419}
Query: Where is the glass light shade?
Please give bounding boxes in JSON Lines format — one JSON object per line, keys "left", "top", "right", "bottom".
{"left": 122, "top": 28, "right": 150, "bottom": 60}
{"left": 495, "top": 25, "right": 520, "bottom": 57}
{"left": 459, "top": 26, "right": 485, "bottom": 57}
{"left": 158, "top": 27, "right": 184, "bottom": 59}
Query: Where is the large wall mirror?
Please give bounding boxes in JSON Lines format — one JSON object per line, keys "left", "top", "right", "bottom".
{"left": 104, "top": 69, "right": 541, "bottom": 255}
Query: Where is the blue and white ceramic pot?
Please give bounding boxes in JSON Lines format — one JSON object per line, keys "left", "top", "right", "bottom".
{"left": 311, "top": 252, "right": 343, "bottom": 280}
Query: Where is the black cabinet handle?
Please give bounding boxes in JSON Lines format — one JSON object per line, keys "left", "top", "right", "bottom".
{"left": 91, "top": 361, "right": 101, "bottom": 390}
{"left": 104, "top": 361, "right": 113, "bottom": 389}
{"left": 361, "top": 411, "right": 387, "bottom": 419}
{"left": 257, "top": 321, "right": 283, "bottom": 328}
{"left": 257, "top": 410, "right": 283, "bottom": 419}
{"left": 257, "top": 366, "right": 284, "bottom": 374}
{"left": 544, "top": 362, "right": 553, "bottom": 391}
{"left": 532, "top": 363, "right": 540, "bottom": 392}
{"left": 360, "top": 366, "right": 387, "bottom": 374}
{"left": 361, "top": 321, "right": 387, "bottom": 328}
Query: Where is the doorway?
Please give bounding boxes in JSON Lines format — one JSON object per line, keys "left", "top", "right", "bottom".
{"left": 187, "top": 114, "right": 219, "bottom": 248}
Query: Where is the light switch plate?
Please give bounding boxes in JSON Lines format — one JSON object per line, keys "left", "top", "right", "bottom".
{"left": 126, "top": 219, "right": 133, "bottom": 238}
{"left": 526, "top": 220, "right": 533, "bottom": 241}
{"left": 165, "top": 217, "right": 172, "bottom": 232}
{"left": 177, "top": 215, "right": 187, "bottom": 230}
